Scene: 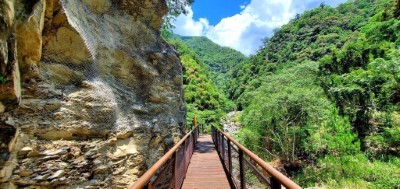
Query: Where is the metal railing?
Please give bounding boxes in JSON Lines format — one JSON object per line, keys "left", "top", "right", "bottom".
{"left": 130, "top": 126, "right": 199, "bottom": 189}
{"left": 212, "top": 126, "right": 301, "bottom": 189}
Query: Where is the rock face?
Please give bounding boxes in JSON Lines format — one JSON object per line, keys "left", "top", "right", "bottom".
{"left": 0, "top": 0, "right": 185, "bottom": 188}
{"left": 0, "top": 0, "right": 20, "bottom": 104}
{"left": 222, "top": 111, "right": 242, "bottom": 136}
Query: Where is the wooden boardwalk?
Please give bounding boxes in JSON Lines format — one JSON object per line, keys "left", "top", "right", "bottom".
{"left": 182, "top": 135, "right": 231, "bottom": 189}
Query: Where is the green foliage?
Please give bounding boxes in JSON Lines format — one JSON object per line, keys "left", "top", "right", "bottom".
{"left": 320, "top": 36, "right": 400, "bottom": 154}
{"left": 225, "top": 0, "right": 400, "bottom": 187}
{"left": 306, "top": 109, "right": 360, "bottom": 157}
{"left": 162, "top": 0, "right": 195, "bottom": 39}
{"left": 228, "top": 54, "right": 268, "bottom": 108}
{"left": 161, "top": 15, "right": 176, "bottom": 38}
{"left": 238, "top": 62, "right": 360, "bottom": 165}
{"left": 238, "top": 62, "right": 324, "bottom": 160}
{"left": 177, "top": 36, "right": 246, "bottom": 74}
{"left": 175, "top": 35, "right": 247, "bottom": 96}
{"left": 395, "top": 0, "right": 400, "bottom": 17}
{"left": 298, "top": 154, "right": 400, "bottom": 188}
{"left": 0, "top": 76, "right": 5, "bottom": 84}
{"left": 168, "top": 39, "right": 233, "bottom": 129}
{"left": 228, "top": 0, "right": 391, "bottom": 104}
{"left": 170, "top": 0, "right": 400, "bottom": 187}
{"left": 167, "top": 0, "right": 195, "bottom": 16}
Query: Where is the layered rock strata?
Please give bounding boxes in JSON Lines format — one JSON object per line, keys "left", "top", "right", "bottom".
{"left": 0, "top": 0, "right": 185, "bottom": 188}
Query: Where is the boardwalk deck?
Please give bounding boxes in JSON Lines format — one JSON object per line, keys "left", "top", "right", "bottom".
{"left": 182, "top": 135, "right": 231, "bottom": 189}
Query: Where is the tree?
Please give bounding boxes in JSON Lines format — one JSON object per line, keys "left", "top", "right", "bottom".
{"left": 167, "top": 0, "right": 194, "bottom": 15}
{"left": 320, "top": 2, "right": 326, "bottom": 9}
{"left": 162, "top": 0, "right": 195, "bottom": 38}
{"left": 261, "top": 37, "right": 270, "bottom": 47}
{"left": 167, "top": 39, "right": 233, "bottom": 129}
{"left": 295, "top": 13, "right": 301, "bottom": 20}
{"left": 395, "top": 0, "right": 400, "bottom": 17}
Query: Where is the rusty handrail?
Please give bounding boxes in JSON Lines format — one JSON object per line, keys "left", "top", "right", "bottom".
{"left": 212, "top": 126, "right": 301, "bottom": 189}
{"left": 130, "top": 126, "right": 199, "bottom": 189}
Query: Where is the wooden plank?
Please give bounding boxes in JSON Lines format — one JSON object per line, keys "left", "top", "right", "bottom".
{"left": 182, "top": 135, "right": 230, "bottom": 189}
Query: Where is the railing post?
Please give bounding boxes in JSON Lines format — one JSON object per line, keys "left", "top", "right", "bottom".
{"left": 214, "top": 128, "right": 216, "bottom": 142}
{"left": 183, "top": 139, "right": 187, "bottom": 175}
{"left": 193, "top": 127, "right": 197, "bottom": 143}
{"left": 222, "top": 135, "right": 225, "bottom": 160}
{"left": 219, "top": 133, "right": 224, "bottom": 155}
{"left": 215, "top": 128, "right": 217, "bottom": 143}
{"left": 217, "top": 131, "right": 221, "bottom": 153}
{"left": 271, "top": 177, "right": 281, "bottom": 189}
{"left": 212, "top": 128, "right": 213, "bottom": 142}
{"left": 211, "top": 127, "right": 214, "bottom": 141}
{"left": 220, "top": 133, "right": 223, "bottom": 153}
{"left": 172, "top": 152, "right": 177, "bottom": 189}
{"left": 239, "top": 149, "right": 245, "bottom": 189}
{"left": 215, "top": 130, "right": 219, "bottom": 152}
{"left": 192, "top": 132, "right": 195, "bottom": 155}
{"left": 228, "top": 140, "right": 232, "bottom": 175}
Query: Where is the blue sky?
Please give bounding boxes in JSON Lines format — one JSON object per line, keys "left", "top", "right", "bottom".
{"left": 173, "top": 0, "right": 348, "bottom": 56}
{"left": 191, "top": 0, "right": 250, "bottom": 25}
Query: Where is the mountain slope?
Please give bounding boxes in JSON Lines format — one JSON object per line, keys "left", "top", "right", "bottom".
{"left": 178, "top": 36, "right": 247, "bottom": 73}
{"left": 175, "top": 35, "right": 247, "bottom": 97}
{"left": 223, "top": 0, "right": 400, "bottom": 187}
{"left": 168, "top": 38, "right": 234, "bottom": 129}
{"left": 228, "top": 0, "right": 393, "bottom": 104}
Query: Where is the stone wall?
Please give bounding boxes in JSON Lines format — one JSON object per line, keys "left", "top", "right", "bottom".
{"left": 0, "top": 0, "right": 185, "bottom": 188}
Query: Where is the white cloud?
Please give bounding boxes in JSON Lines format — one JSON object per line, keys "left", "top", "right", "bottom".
{"left": 172, "top": 8, "right": 210, "bottom": 36}
{"left": 173, "top": 0, "right": 347, "bottom": 56}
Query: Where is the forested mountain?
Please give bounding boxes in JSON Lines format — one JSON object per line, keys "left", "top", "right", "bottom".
{"left": 228, "top": 0, "right": 397, "bottom": 106}
{"left": 167, "top": 39, "right": 234, "bottom": 129}
{"left": 225, "top": 0, "right": 400, "bottom": 187}
{"left": 177, "top": 0, "right": 400, "bottom": 187}
{"left": 174, "top": 35, "right": 247, "bottom": 96}
{"left": 177, "top": 36, "right": 246, "bottom": 74}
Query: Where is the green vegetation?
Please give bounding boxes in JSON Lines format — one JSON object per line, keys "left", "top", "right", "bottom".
{"left": 168, "top": 39, "right": 234, "bottom": 129}
{"left": 178, "top": 36, "right": 246, "bottom": 74}
{"left": 170, "top": 0, "right": 400, "bottom": 187}
{"left": 228, "top": 0, "right": 394, "bottom": 108}
{"left": 225, "top": 0, "right": 400, "bottom": 187}
{"left": 176, "top": 35, "right": 247, "bottom": 96}
{"left": 162, "top": 0, "right": 195, "bottom": 38}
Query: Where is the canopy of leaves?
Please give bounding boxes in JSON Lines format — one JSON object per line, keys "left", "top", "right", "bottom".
{"left": 168, "top": 39, "right": 234, "bottom": 129}
{"left": 171, "top": 0, "right": 400, "bottom": 187}
{"left": 227, "top": 0, "right": 392, "bottom": 105}
{"left": 162, "top": 0, "right": 195, "bottom": 38}
{"left": 219, "top": 0, "right": 400, "bottom": 187}
{"left": 238, "top": 62, "right": 360, "bottom": 164}
{"left": 174, "top": 35, "right": 247, "bottom": 96}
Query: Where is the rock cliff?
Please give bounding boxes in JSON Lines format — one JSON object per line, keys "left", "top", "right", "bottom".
{"left": 0, "top": 0, "right": 185, "bottom": 188}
